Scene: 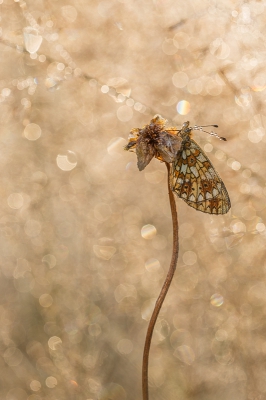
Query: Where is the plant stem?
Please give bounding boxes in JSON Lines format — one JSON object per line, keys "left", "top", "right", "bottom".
{"left": 142, "top": 162, "right": 179, "bottom": 400}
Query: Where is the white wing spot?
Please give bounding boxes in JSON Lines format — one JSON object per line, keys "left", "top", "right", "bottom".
{"left": 208, "top": 168, "right": 216, "bottom": 177}
{"left": 206, "top": 192, "right": 212, "bottom": 199}
{"left": 181, "top": 163, "right": 187, "bottom": 174}
{"left": 190, "top": 166, "right": 199, "bottom": 178}
{"left": 182, "top": 150, "right": 189, "bottom": 159}
{"left": 197, "top": 153, "right": 207, "bottom": 162}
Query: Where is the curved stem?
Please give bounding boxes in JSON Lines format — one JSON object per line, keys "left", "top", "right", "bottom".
{"left": 142, "top": 162, "right": 179, "bottom": 400}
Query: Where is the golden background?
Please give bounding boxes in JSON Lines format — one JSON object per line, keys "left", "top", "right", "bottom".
{"left": 0, "top": 1, "right": 265, "bottom": 399}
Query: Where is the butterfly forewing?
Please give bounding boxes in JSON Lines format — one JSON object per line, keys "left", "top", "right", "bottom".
{"left": 170, "top": 139, "right": 231, "bottom": 214}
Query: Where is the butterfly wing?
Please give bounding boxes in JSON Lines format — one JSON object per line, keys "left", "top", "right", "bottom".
{"left": 170, "top": 139, "right": 231, "bottom": 214}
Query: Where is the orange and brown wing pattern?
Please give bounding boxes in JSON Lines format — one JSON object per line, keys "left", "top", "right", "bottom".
{"left": 170, "top": 139, "right": 231, "bottom": 214}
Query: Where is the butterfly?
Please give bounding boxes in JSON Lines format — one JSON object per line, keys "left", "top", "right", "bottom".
{"left": 125, "top": 116, "right": 231, "bottom": 215}
{"left": 170, "top": 121, "right": 231, "bottom": 215}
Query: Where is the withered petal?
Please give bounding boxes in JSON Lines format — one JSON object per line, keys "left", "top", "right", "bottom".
{"left": 155, "top": 132, "right": 182, "bottom": 163}
{"left": 150, "top": 115, "right": 167, "bottom": 126}
{"left": 124, "top": 140, "right": 137, "bottom": 151}
{"left": 136, "top": 137, "right": 155, "bottom": 171}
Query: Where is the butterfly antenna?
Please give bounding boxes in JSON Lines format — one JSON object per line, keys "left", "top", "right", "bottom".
{"left": 193, "top": 124, "right": 227, "bottom": 141}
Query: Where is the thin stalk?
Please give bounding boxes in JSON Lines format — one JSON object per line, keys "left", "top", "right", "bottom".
{"left": 142, "top": 162, "right": 179, "bottom": 400}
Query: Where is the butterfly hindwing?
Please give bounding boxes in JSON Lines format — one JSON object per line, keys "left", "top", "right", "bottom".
{"left": 170, "top": 139, "right": 231, "bottom": 214}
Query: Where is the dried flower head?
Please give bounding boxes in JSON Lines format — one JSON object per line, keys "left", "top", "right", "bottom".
{"left": 125, "top": 115, "right": 182, "bottom": 171}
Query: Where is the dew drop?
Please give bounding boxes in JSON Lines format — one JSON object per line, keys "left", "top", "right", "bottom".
{"left": 117, "top": 339, "right": 133, "bottom": 354}
{"left": 42, "top": 254, "right": 57, "bottom": 268}
{"left": 141, "top": 224, "right": 157, "bottom": 239}
{"left": 30, "top": 380, "right": 41, "bottom": 391}
{"left": 177, "top": 100, "right": 190, "bottom": 115}
{"left": 61, "top": 5, "right": 77, "bottom": 22}
{"left": 210, "top": 293, "right": 224, "bottom": 307}
{"left": 174, "top": 345, "right": 195, "bottom": 365}
{"left": 117, "top": 105, "right": 133, "bottom": 122}
{"left": 93, "top": 245, "right": 116, "bottom": 260}
{"left": 101, "top": 85, "right": 109, "bottom": 93}
{"left": 145, "top": 258, "right": 160, "bottom": 272}
{"left": 24, "top": 123, "right": 42, "bottom": 141}
{"left": 23, "top": 27, "right": 43, "bottom": 54}
{"left": 45, "top": 376, "right": 57, "bottom": 388}
{"left": 182, "top": 251, "right": 197, "bottom": 265}
{"left": 39, "top": 294, "right": 53, "bottom": 308}
{"left": 204, "top": 143, "right": 213, "bottom": 153}
{"left": 7, "top": 193, "right": 23, "bottom": 209}
{"left": 107, "top": 137, "right": 126, "bottom": 157}
{"left": 172, "top": 72, "right": 189, "bottom": 88}
{"left": 48, "top": 336, "right": 62, "bottom": 350}
{"left": 56, "top": 151, "right": 77, "bottom": 171}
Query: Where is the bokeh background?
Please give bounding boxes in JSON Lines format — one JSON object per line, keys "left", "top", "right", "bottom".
{"left": 0, "top": 1, "right": 265, "bottom": 399}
